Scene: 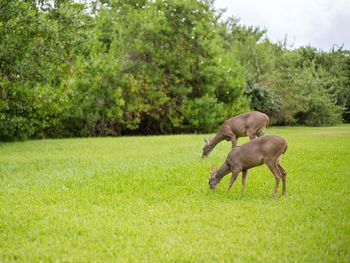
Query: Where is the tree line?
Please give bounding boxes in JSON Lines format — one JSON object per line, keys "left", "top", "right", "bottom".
{"left": 1, "top": 0, "right": 349, "bottom": 140}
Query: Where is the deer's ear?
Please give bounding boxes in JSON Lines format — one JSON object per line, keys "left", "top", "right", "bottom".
{"left": 210, "top": 166, "right": 217, "bottom": 176}
{"left": 204, "top": 138, "right": 208, "bottom": 143}
{"left": 207, "top": 137, "right": 212, "bottom": 145}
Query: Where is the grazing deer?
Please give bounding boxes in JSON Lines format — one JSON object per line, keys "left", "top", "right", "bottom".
{"left": 202, "top": 111, "right": 269, "bottom": 158}
{"left": 208, "top": 135, "right": 288, "bottom": 197}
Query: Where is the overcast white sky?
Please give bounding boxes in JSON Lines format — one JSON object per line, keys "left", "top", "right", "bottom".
{"left": 214, "top": 0, "right": 350, "bottom": 50}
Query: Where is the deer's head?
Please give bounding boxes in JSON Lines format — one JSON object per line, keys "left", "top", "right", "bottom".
{"left": 202, "top": 138, "right": 211, "bottom": 158}
{"left": 208, "top": 166, "right": 220, "bottom": 190}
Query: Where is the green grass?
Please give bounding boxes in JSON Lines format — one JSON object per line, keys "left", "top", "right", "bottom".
{"left": 1, "top": 126, "right": 349, "bottom": 262}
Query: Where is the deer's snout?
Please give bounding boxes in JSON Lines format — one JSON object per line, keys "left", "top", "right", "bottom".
{"left": 202, "top": 151, "right": 208, "bottom": 158}
{"left": 208, "top": 178, "right": 218, "bottom": 190}
{"left": 209, "top": 183, "right": 217, "bottom": 190}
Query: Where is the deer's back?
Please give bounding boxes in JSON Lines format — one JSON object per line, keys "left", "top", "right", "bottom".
{"left": 222, "top": 111, "right": 269, "bottom": 136}
{"left": 227, "top": 135, "right": 287, "bottom": 169}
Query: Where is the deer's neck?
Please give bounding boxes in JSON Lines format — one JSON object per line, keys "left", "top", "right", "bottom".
{"left": 209, "top": 133, "right": 224, "bottom": 149}
{"left": 216, "top": 161, "right": 230, "bottom": 181}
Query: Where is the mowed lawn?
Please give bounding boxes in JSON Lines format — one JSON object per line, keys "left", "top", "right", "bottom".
{"left": 0, "top": 126, "right": 349, "bottom": 262}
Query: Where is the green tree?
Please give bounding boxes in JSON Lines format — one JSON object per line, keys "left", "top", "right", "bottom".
{"left": 67, "top": 0, "right": 247, "bottom": 135}
{"left": 0, "top": 0, "right": 90, "bottom": 139}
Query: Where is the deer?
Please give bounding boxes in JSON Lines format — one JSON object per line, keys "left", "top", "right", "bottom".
{"left": 208, "top": 135, "right": 288, "bottom": 197}
{"left": 202, "top": 111, "right": 269, "bottom": 158}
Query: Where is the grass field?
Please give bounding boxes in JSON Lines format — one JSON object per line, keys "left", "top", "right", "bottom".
{"left": 1, "top": 126, "right": 349, "bottom": 262}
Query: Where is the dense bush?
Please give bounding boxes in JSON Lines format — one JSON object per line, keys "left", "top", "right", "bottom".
{"left": 0, "top": 0, "right": 349, "bottom": 140}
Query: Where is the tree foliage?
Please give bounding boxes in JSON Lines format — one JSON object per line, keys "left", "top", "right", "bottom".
{"left": 0, "top": 0, "right": 348, "bottom": 140}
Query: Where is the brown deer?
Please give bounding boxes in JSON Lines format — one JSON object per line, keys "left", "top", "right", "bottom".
{"left": 202, "top": 111, "right": 269, "bottom": 158}
{"left": 208, "top": 135, "right": 288, "bottom": 197}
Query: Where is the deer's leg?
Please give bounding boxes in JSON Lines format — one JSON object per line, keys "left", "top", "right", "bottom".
{"left": 277, "top": 162, "right": 287, "bottom": 196}
{"left": 281, "top": 174, "right": 286, "bottom": 196}
{"left": 266, "top": 161, "right": 282, "bottom": 197}
{"left": 229, "top": 134, "right": 237, "bottom": 148}
{"left": 273, "top": 176, "right": 281, "bottom": 198}
{"left": 246, "top": 131, "right": 256, "bottom": 140}
{"left": 242, "top": 169, "right": 248, "bottom": 193}
{"left": 227, "top": 170, "right": 240, "bottom": 192}
{"left": 256, "top": 126, "right": 266, "bottom": 137}
{"left": 277, "top": 163, "right": 286, "bottom": 176}
{"left": 256, "top": 130, "right": 264, "bottom": 137}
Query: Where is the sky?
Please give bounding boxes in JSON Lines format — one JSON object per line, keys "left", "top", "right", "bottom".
{"left": 214, "top": 0, "right": 350, "bottom": 51}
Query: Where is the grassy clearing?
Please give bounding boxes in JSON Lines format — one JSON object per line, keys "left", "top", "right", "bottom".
{"left": 1, "top": 126, "right": 349, "bottom": 262}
